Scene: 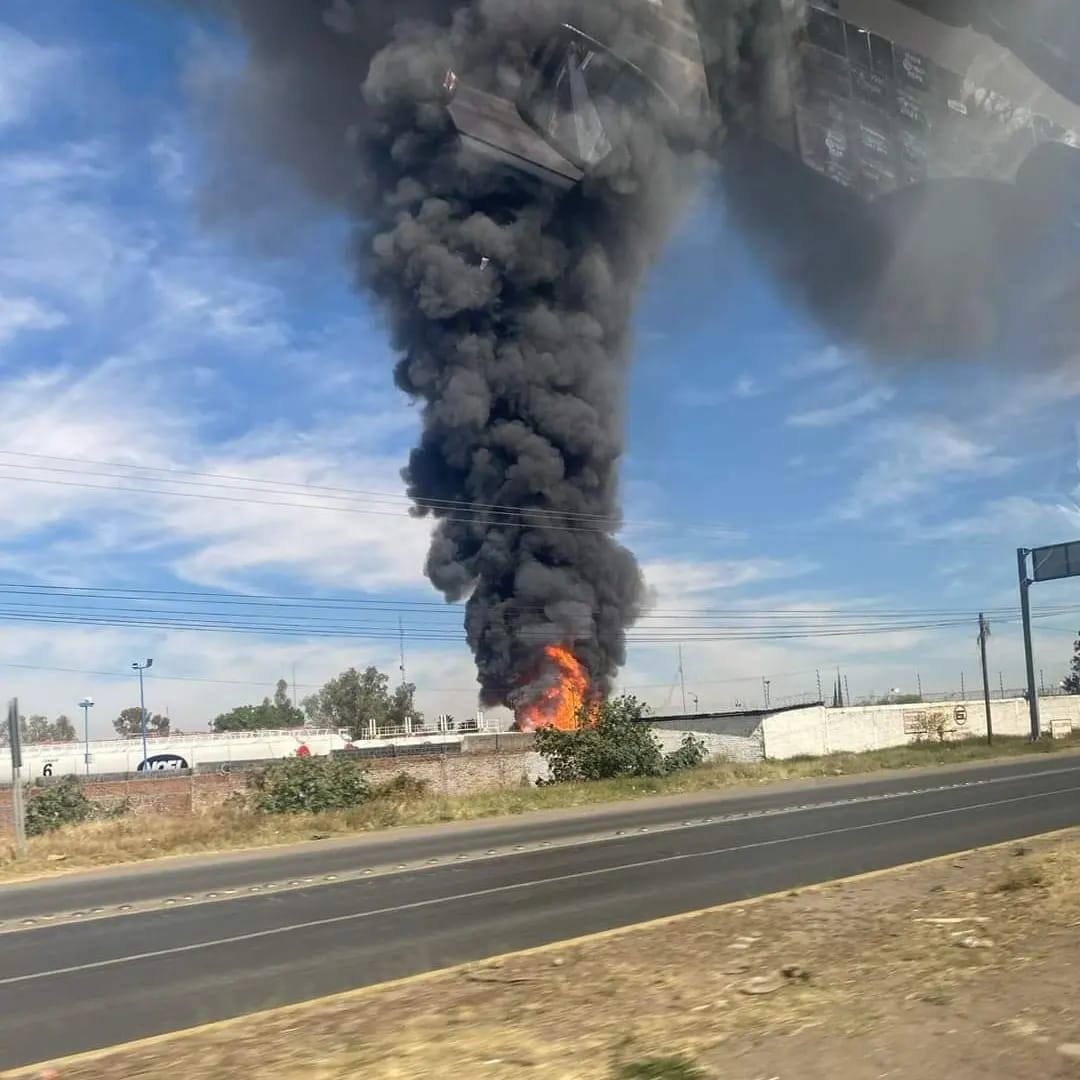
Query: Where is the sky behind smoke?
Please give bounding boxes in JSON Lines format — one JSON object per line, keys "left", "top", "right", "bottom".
{"left": 0, "top": 0, "right": 1079, "bottom": 733}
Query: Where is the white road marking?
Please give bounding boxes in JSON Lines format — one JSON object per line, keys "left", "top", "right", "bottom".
{"left": 2, "top": 781, "right": 1078, "bottom": 988}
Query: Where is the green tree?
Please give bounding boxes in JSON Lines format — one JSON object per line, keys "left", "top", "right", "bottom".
{"left": 303, "top": 666, "right": 418, "bottom": 739}
{"left": 387, "top": 681, "right": 422, "bottom": 732}
{"left": 213, "top": 678, "right": 305, "bottom": 732}
{"left": 52, "top": 715, "right": 76, "bottom": 741}
{"left": 272, "top": 679, "right": 304, "bottom": 724}
{"left": 0, "top": 713, "right": 28, "bottom": 748}
{"left": 1063, "top": 632, "right": 1080, "bottom": 693}
{"left": 25, "top": 715, "right": 52, "bottom": 743}
{"left": 15, "top": 715, "right": 76, "bottom": 743}
{"left": 114, "top": 707, "right": 170, "bottom": 739}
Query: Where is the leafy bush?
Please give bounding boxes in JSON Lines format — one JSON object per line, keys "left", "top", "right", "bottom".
{"left": 535, "top": 697, "right": 713, "bottom": 784}
{"left": 614, "top": 1056, "right": 706, "bottom": 1080}
{"left": 375, "top": 772, "right": 431, "bottom": 800}
{"left": 25, "top": 776, "right": 94, "bottom": 836}
{"left": 535, "top": 695, "right": 674, "bottom": 783}
{"left": 662, "top": 733, "right": 708, "bottom": 773}
{"left": 246, "top": 755, "right": 372, "bottom": 814}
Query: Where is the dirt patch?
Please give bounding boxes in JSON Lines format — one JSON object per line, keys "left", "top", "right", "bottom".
{"left": 11, "top": 828, "right": 1080, "bottom": 1080}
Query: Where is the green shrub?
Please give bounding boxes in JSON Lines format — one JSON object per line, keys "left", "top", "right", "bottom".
{"left": 662, "top": 733, "right": 708, "bottom": 773}
{"left": 614, "top": 1057, "right": 707, "bottom": 1080}
{"left": 375, "top": 772, "right": 431, "bottom": 800}
{"left": 246, "top": 755, "right": 372, "bottom": 814}
{"left": 535, "top": 696, "right": 712, "bottom": 784}
{"left": 25, "top": 776, "right": 94, "bottom": 836}
{"left": 535, "top": 695, "right": 666, "bottom": 783}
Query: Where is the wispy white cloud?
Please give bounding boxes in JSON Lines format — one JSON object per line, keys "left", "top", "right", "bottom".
{"left": 0, "top": 82, "right": 429, "bottom": 597}
{"left": 783, "top": 345, "right": 851, "bottom": 380}
{"left": 839, "top": 416, "right": 1015, "bottom": 519}
{"left": 146, "top": 260, "right": 290, "bottom": 353}
{"left": 0, "top": 26, "right": 73, "bottom": 130}
{"left": 670, "top": 372, "right": 762, "bottom": 408}
{"left": 642, "top": 556, "right": 817, "bottom": 609}
{"left": 0, "top": 141, "right": 113, "bottom": 187}
{"left": 908, "top": 496, "right": 1080, "bottom": 545}
{"left": 0, "top": 295, "right": 67, "bottom": 345}
{"left": 732, "top": 374, "right": 759, "bottom": 399}
{"left": 0, "top": 142, "right": 150, "bottom": 314}
{"left": 787, "top": 386, "right": 895, "bottom": 428}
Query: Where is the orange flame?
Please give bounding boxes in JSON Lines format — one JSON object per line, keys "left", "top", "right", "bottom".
{"left": 515, "top": 644, "right": 592, "bottom": 732}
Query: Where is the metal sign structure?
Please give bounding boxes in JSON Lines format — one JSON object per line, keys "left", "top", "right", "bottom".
{"left": 1017, "top": 541, "right": 1080, "bottom": 740}
{"left": 6, "top": 698, "right": 27, "bottom": 855}
{"left": 1031, "top": 541, "right": 1080, "bottom": 583}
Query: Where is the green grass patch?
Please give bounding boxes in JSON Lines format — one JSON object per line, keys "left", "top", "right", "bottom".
{"left": 614, "top": 1056, "right": 707, "bottom": 1080}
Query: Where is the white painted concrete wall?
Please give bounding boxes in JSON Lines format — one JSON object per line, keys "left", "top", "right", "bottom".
{"left": 0, "top": 728, "right": 466, "bottom": 784}
{"left": 761, "top": 696, "right": 1080, "bottom": 761}
{"left": 652, "top": 727, "right": 764, "bottom": 764}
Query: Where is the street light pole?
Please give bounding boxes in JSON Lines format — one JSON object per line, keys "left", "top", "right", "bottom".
{"left": 79, "top": 697, "right": 94, "bottom": 774}
{"left": 132, "top": 659, "right": 153, "bottom": 767}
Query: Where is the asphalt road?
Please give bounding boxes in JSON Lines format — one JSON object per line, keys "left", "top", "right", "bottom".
{"left": 1, "top": 754, "right": 1079, "bottom": 1069}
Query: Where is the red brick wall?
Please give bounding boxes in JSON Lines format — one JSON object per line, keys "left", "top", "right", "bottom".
{"left": 0, "top": 748, "right": 539, "bottom": 829}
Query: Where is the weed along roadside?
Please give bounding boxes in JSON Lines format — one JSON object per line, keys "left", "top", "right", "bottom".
{"left": 13, "top": 829, "right": 1080, "bottom": 1080}
{"left": 3, "top": 702, "right": 1080, "bottom": 882}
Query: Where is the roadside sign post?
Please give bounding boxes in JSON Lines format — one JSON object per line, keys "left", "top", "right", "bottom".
{"left": 1017, "top": 539, "right": 1080, "bottom": 742}
{"left": 8, "top": 697, "right": 27, "bottom": 856}
{"left": 1018, "top": 550, "right": 1041, "bottom": 740}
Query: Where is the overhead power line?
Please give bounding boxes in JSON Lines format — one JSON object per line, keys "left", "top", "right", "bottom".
{"left": 0, "top": 658, "right": 827, "bottom": 695}
{"left": 0, "top": 580, "right": 1060, "bottom": 620}
{"left": 0, "top": 451, "right": 739, "bottom": 538}
{"left": 0, "top": 603, "right": 1067, "bottom": 644}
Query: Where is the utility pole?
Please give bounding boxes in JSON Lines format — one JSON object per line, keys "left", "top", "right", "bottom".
{"left": 960, "top": 671, "right": 966, "bottom": 700}
{"left": 677, "top": 646, "right": 687, "bottom": 714}
{"left": 999, "top": 671, "right": 1005, "bottom": 699}
{"left": 1017, "top": 548, "right": 1041, "bottom": 740}
{"left": 1040, "top": 668, "right": 1046, "bottom": 694}
{"left": 978, "top": 614, "right": 993, "bottom": 746}
{"left": 132, "top": 659, "right": 153, "bottom": 767}
{"left": 762, "top": 678, "right": 771, "bottom": 709}
{"left": 815, "top": 669, "right": 822, "bottom": 702}
{"left": 917, "top": 671, "right": 923, "bottom": 700}
{"left": 7, "top": 699, "right": 26, "bottom": 856}
{"left": 844, "top": 674, "right": 850, "bottom": 708}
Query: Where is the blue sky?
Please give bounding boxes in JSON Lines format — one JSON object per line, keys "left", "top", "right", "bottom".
{"left": 2, "top": 1, "right": 1080, "bottom": 734}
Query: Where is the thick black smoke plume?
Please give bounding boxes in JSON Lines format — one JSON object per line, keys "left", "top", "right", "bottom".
{"left": 159, "top": 0, "right": 1077, "bottom": 710}
{"left": 171, "top": 0, "right": 706, "bottom": 709}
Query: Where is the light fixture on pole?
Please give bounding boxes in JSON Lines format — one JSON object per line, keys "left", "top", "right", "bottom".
{"left": 79, "top": 697, "right": 94, "bottom": 774}
{"left": 132, "top": 659, "right": 153, "bottom": 767}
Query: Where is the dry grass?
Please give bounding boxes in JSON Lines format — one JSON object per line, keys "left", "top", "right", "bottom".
{"left": 3, "top": 732, "right": 1079, "bottom": 883}
{"left": 16, "top": 829, "right": 1080, "bottom": 1080}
